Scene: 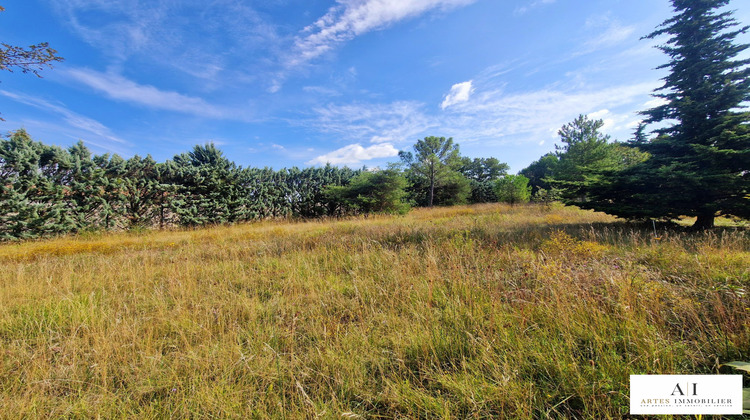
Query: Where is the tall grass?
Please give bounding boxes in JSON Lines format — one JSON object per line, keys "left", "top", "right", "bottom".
{"left": 0, "top": 203, "right": 747, "bottom": 418}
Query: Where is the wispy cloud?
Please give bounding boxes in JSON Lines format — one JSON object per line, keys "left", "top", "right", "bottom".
{"left": 441, "top": 80, "right": 474, "bottom": 109}
{"left": 514, "top": 0, "right": 556, "bottom": 16}
{"left": 50, "top": 0, "right": 169, "bottom": 62}
{"left": 307, "top": 143, "right": 399, "bottom": 166}
{"left": 270, "top": 0, "right": 476, "bottom": 89}
{"left": 303, "top": 86, "right": 343, "bottom": 97}
{"left": 311, "top": 101, "right": 436, "bottom": 145}
{"left": 0, "top": 90, "right": 129, "bottom": 150}
{"left": 65, "top": 68, "right": 249, "bottom": 120}
{"left": 50, "top": 0, "right": 280, "bottom": 83}
{"left": 307, "top": 79, "right": 659, "bottom": 162}
{"left": 292, "top": 0, "right": 476, "bottom": 66}
{"left": 442, "top": 81, "right": 659, "bottom": 144}
{"left": 581, "top": 15, "right": 636, "bottom": 53}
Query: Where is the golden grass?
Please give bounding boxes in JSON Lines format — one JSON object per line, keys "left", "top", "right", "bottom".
{"left": 0, "top": 203, "right": 747, "bottom": 418}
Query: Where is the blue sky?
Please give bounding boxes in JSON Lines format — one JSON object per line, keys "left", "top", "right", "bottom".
{"left": 1, "top": 0, "right": 748, "bottom": 172}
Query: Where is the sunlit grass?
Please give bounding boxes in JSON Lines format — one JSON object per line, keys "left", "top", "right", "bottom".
{"left": 0, "top": 203, "right": 747, "bottom": 418}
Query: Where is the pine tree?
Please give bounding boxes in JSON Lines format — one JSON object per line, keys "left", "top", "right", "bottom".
{"left": 520, "top": 153, "right": 559, "bottom": 196}
{"left": 399, "top": 137, "right": 470, "bottom": 207}
{"left": 548, "top": 115, "right": 624, "bottom": 203}
{"left": 0, "top": 130, "right": 70, "bottom": 240}
{"left": 607, "top": 0, "right": 750, "bottom": 228}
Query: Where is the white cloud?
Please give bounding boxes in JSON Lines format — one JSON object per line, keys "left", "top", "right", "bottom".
{"left": 310, "top": 101, "right": 436, "bottom": 145}
{"left": 587, "top": 24, "right": 635, "bottom": 50}
{"left": 514, "top": 0, "right": 556, "bottom": 16}
{"left": 307, "top": 143, "right": 399, "bottom": 166}
{"left": 588, "top": 109, "right": 610, "bottom": 119}
{"left": 644, "top": 97, "right": 668, "bottom": 108}
{"left": 306, "top": 80, "right": 659, "bottom": 158}
{"left": 443, "top": 81, "right": 659, "bottom": 143}
{"left": 581, "top": 15, "right": 636, "bottom": 53}
{"left": 65, "top": 68, "right": 246, "bottom": 120}
{"left": 441, "top": 80, "right": 474, "bottom": 109}
{"left": 0, "top": 90, "right": 128, "bottom": 148}
{"left": 303, "top": 86, "right": 342, "bottom": 97}
{"left": 289, "top": 0, "right": 476, "bottom": 69}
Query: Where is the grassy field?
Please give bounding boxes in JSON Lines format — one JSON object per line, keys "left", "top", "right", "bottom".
{"left": 0, "top": 203, "right": 748, "bottom": 418}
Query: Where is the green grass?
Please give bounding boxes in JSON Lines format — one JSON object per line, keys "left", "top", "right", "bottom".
{"left": 0, "top": 203, "right": 748, "bottom": 418}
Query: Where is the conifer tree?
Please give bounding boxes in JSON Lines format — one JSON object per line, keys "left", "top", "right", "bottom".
{"left": 588, "top": 0, "right": 749, "bottom": 228}
{"left": 548, "top": 115, "right": 625, "bottom": 204}
{"left": 400, "top": 137, "right": 470, "bottom": 207}
{"left": 459, "top": 157, "right": 509, "bottom": 203}
{"left": 0, "top": 130, "right": 70, "bottom": 239}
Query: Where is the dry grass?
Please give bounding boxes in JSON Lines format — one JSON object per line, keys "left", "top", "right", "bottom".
{"left": 0, "top": 203, "right": 747, "bottom": 418}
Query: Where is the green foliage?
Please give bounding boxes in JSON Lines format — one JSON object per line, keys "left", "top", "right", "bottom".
{"left": 324, "top": 168, "right": 410, "bottom": 215}
{"left": 546, "top": 115, "right": 648, "bottom": 211}
{"left": 282, "top": 164, "right": 357, "bottom": 218}
{"left": 0, "top": 130, "right": 70, "bottom": 240}
{"left": 723, "top": 361, "right": 750, "bottom": 374}
{"left": 399, "top": 137, "right": 476, "bottom": 207}
{"left": 723, "top": 362, "right": 750, "bottom": 414}
{"left": 0, "top": 133, "right": 364, "bottom": 239}
{"left": 458, "top": 157, "right": 509, "bottom": 182}
{"left": 582, "top": 0, "right": 750, "bottom": 228}
{"left": 400, "top": 136, "right": 471, "bottom": 207}
{"left": 494, "top": 174, "right": 531, "bottom": 206}
{"left": 628, "top": 122, "right": 649, "bottom": 147}
{"left": 459, "top": 157, "right": 509, "bottom": 203}
{"left": 521, "top": 152, "right": 559, "bottom": 195}
{"left": 531, "top": 187, "right": 562, "bottom": 208}
{"left": 168, "top": 144, "right": 252, "bottom": 226}
{"left": 549, "top": 115, "right": 621, "bottom": 202}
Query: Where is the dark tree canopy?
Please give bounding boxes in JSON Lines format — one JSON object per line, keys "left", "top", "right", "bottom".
{"left": 584, "top": 0, "right": 750, "bottom": 228}
{"left": 520, "top": 153, "right": 558, "bottom": 196}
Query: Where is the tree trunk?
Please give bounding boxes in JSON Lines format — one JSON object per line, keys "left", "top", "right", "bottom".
{"left": 429, "top": 178, "right": 434, "bottom": 207}
{"left": 693, "top": 212, "right": 715, "bottom": 230}
{"left": 428, "top": 163, "right": 435, "bottom": 207}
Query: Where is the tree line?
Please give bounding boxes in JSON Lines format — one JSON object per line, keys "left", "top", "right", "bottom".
{"left": 1, "top": 0, "right": 747, "bottom": 239}
{"left": 0, "top": 131, "right": 520, "bottom": 240}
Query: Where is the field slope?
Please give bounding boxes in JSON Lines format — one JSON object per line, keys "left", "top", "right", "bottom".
{"left": 1, "top": 204, "right": 748, "bottom": 418}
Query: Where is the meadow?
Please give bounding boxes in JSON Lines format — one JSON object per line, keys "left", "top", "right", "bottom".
{"left": 0, "top": 203, "right": 747, "bottom": 418}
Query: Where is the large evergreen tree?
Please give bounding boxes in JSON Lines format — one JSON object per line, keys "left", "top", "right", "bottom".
{"left": 589, "top": 0, "right": 749, "bottom": 228}
{"left": 168, "top": 143, "right": 249, "bottom": 226}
